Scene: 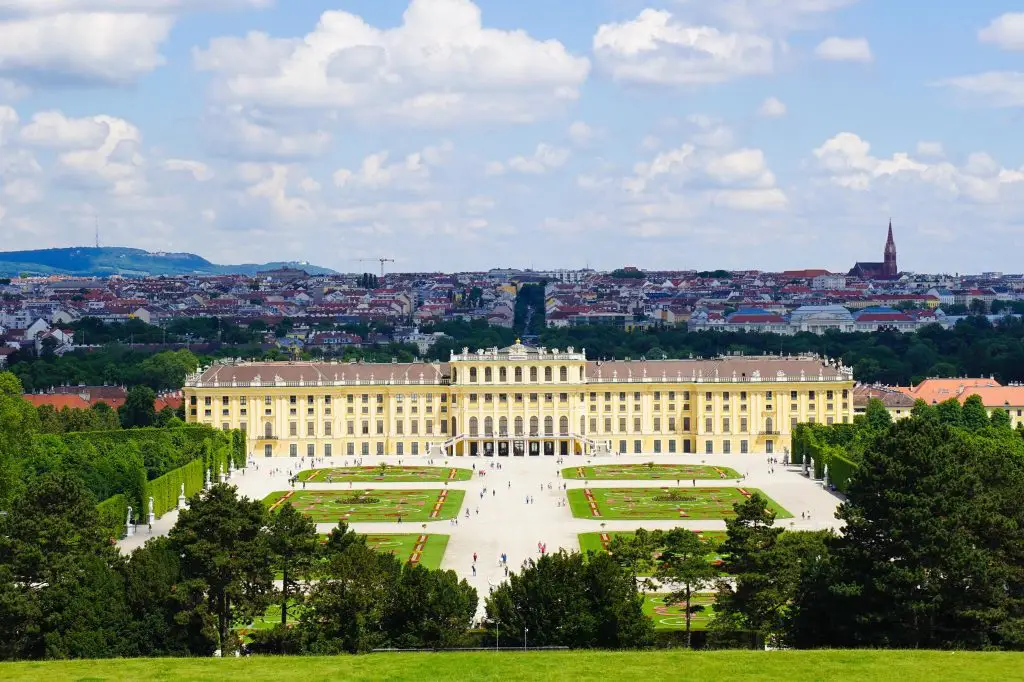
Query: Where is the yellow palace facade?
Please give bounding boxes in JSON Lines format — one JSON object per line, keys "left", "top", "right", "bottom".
{"left": 183, "top": 342, "right": 854, "bottom": 459}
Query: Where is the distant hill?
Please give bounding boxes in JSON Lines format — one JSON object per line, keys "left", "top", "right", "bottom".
{"left": 0, "top": 247, "right": 338, "bottom": 277}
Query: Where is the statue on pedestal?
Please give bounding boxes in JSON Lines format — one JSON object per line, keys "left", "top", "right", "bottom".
{"left": 126, "top": 506, "right": 134, "bottom": 538}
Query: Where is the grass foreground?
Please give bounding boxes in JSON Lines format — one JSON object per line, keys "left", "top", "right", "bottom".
{"left": 0, "top": 650, "right": 1017, "bottom": 681}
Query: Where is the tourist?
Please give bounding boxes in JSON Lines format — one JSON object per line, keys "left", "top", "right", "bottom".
{"left": 472, "top": 565, "right": 476, "bottom": 576}
{"left": 473, "top": 552, "right": 478, "bottom": 563}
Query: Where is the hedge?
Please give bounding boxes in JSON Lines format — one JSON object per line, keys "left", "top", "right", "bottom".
{"left": 97, "top": 494, "right": 128, "bottom": 540}
{"left": 146, "top": 458, "right": 204, "bottom": 519}
{"left": 827, "top": 452, "right": 858, "bottom": 493}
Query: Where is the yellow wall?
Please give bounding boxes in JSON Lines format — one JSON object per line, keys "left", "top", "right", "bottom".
{"left": 185, "top": 357, "right": 854, "bottom": 459}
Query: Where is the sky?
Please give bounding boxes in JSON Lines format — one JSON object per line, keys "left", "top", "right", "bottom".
{"left": 0, "top": 1, "right": 1023, "bottom": 274}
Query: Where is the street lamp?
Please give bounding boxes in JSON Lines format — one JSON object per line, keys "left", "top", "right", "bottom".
{"left": 495, "top": 620, "right": 499, "bottom": 651}
{"left": 524, "top": 626, "right": 529, "bottom": 651}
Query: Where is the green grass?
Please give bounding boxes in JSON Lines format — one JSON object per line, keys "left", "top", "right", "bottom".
{"left": 298, "top": 466, "right": 472, "bottom": 483}
{"left": 563, "top": 464, "right": 741, "bottom": 481}
{"left": 264, "top": 489, "right": 465, "bottom": 522}
{"left": 0, "top": 651, "right": 1018, "bottom": 681}
{"left": 362, "top": 533, "right": 449, "bottom": 570}
{"left": 567, "top": 487, "right": 791, "bottom": 520}
{"left": 578, "top": 531, "right": 726, "bottom": 575}
{"left": 643, "top": 593, "right": 716, "bottom": 631}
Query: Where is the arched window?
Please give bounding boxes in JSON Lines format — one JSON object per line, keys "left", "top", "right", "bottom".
{"left": 469, "top": 417, "right": 478, "bottom": 436}
{"left": 264, "top": 422, "right": 273, "bottom": 438}
{"left": 766, "top": 417, "right": 774, "bottom": 433}
{"left": 530, "top": 367, "right": 538, "bottom": 382}
{"left": 544, "top": 367, "right": 552, "bottom": 382}
{"left": 470, "top": 367, "right": 477, "bottom": 383}
{"left": 515, "top": 416, "right": 524, "bottom": 436}
{"left": 514, "top": 367, "right": 523, "bottom": 382}
{"left": 485, "top": 367, "right": 492, "bottom": 383}
{"left": 484, "top": 417, "right": 493, "bottom": 436}
{"left": 559, "top": 416, "right": 569, "bottom": 435}
{"left": 499, "top": 367, "right": 507, "bottom": 382}
{"left": 544, "top": 416, "right": 554, "bottom": 436}
{"left": 451, "top": 368, "right": 457, "bottom": 382}
{"left": 530, "top": 416, "right": 539, "bottom": 436}
{"left": 499, "top": 417, "right": 508, "bottom": 436}
{"left": 559, "top": 366, "right": 568, "bottom": 382}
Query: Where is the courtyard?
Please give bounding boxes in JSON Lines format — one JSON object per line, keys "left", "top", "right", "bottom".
{"left": 122, "top": 452, "right": 841, "bottom": 619}
{"left": 567, "top": 487, "right": 792, "bottom": 520}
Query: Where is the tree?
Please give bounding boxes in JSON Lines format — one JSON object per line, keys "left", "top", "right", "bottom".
{"left": 608, "top": 528, "right": 658, "bottom": 585}
{"left": 935, "top": 397, "right": 963, "bottom": 426}
{"left": 969, "top": 298, "right": 988, "bottom": 315}
{"left": 168, "top": 484, "right": 273, "bottom": 654}
{"left": 267, "top": 502, "right": 318, "bottom": 626}
{"left": 790, "top": 418, "right": 1024, "bottom": 649}
{"left": 0, "top": 372, "right": 39, "bottom": 508}
{"left": 863, "top": 398, "right": 893, "bottom": 432}
{"left": 383, "top": 564, "right": 477, "bottom": 649}
{"left": 119, "top": 385, "right": 157, "bottom": 429}
{"left": 711, "top": 493, "right": 786, "bottom": 645}
{"left": 0, "top": 472, "right": 129, "bottom": 660}
{"left": 990, "top": 407, "right": 1012, "bottom": 430}
{"left": 961, "top": 394, "right": 990, "bottom": 431}
{"left": 484, "top": 550, "right": 653, "bottom": 649}
{"left": 656, "top": 528, "right": 717, "bottom": 648}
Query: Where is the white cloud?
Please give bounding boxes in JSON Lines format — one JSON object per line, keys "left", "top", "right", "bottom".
{"left": 979, "top": 12, "right": 1024, "bottom": 51}
{"left": 207, "top": 108, "right": 332, "bottom": 159}
{"left": 568, "top": 121, "right": 596, "bottom": 146}
{"left": 333, "top": 142, "right": 451, "bottom": 191}
{"left": 594, "top": 9, "right": 774, "bottom": 85}
{"left": 706, "top": 0, "right": 862, "bottom": 32}
{"left": 813, "top": 132, "right": 1024, "bottom": 202}
{"left": 937, "top": 71, "right": 1024, "bottom": 107}
{"left": 162, "top": 159, "right": 213, "bottom": 182}
{"left": 193, "top": 0, "right": 590, "bottom": 126}
{"left": 505, "top": 144, "right": 570, "bottom": 174}
{"left": 758, "top": 96, "right": 787, "bottom": 117}
{"left": 916, "top": 141, "right": 944, "bottom": 158}
{"left": 19, "top": 110, "right": 109, "bottom": 148}
{"left": 814, "top": 36, "right": 872, "bottom": 62}
{"left": 54, "top": 115, "right": 146, "bottom": 196}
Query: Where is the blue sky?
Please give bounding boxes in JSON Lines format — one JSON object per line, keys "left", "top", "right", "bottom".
{"left": 1, "top": 1, "right": 1023, "bottom": 274}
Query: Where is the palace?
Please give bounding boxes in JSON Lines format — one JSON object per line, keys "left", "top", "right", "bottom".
{"left": 183, "top": 342, "right": 855, "bottom": 459}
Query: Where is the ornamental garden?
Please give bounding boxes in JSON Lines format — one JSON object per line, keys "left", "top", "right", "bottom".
{"left": 562, "top": 463, "right": 741, "bottom": 481}
{"left": 264, "top": 488, "right": 465, "bottom": 522}
{"left": 297, "top": 465, "right": 472, "bottom": 483}
{"left": 567, "top": 486, "right": 791, "bottom": 520}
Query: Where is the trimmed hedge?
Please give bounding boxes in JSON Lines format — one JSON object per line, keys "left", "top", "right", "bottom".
{"left": 827, "top": 452, "right": 857, "bottom": 493}
{"left": 146, "top": 458, "right": 204, "bottom": 519}
{"left": 96, "top": 494, "right": 128, "bottom": 540}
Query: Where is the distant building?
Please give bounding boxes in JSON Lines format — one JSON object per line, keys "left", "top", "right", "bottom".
{"left": 849, "top": 221, "right": 898, "bottom": 280}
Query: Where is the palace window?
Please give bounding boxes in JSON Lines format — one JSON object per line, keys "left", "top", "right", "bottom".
{"left": 499, "top": 417, "right": 508, "bottom": 436}
{"left": 324, "top": 422, "right": 332, "bottom": 436}
{"left": 723, "top": 418, "right": 730, "bottom": 433}
{"left": 469, "top": 417, "right": 479, "bottom": 436}
{"left": 633, "top": 417, "right": 641, "bottom": 432}
{"left": 559, "top": 366, "right": 568, "bottom": 382}
{"left": 668, "top": 417, "right": 676, "bottom": 431}
{"left": 530, "top": 416, "right": 539, "bottom": 436}
{"left": 654, "top": 417, "right": 661, "bottom": 431}
{"left": 515, "top": 367, "right": 523, "bottom": 382}
{"left": 515, "top": 417, "right": 524, "bottom": 436}
{"left": 544, "top": 416, "right": 554, "bottom": 436}
{"left": 530, "top": 367, "right": 538, "bottom": 382}
{"left": 485, "top": 367, "right": 492, "bottom": 382}
{"left": 484, "top": 417, "right": 493, "bottom": 436}
{"left": 605, "top": 417, "right": 612, "bottom": 432}
{"left": 499, "top": 367, "right": 507, "bottom": 382}
{"left": 559, "top": 416, "right": 569, "bottom": 435}
{"left": 289, "top": 422, "right": 297, "bottom": 437}
{"left": 376, "top": 421, "right": 384, "bottom": 434}
{"left": 705, "top": 417, "right": 712, "bottom": 433}
{"left": 470, "top": 368, "right": 478, "bottom": 382}
{"left": 619, "top": 417, "right": 626, "bottom": 432}
{"left": 544, "top": 367, "right": 552, "bottom": 382}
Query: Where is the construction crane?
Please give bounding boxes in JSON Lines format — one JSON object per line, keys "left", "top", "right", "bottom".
{"left": 354, "top": 257, "right": 395, "bottom": 277}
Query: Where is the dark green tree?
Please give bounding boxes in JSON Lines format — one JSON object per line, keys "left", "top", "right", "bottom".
{"left": 935, "top": 397, "right": 963, "bottom": 426}
{"left": 961, "top": 394, "right": 990, "bottom": 431}
{"left": 656, "top": 528, "right": 717, "bottom": 648}
{"left": 267, "top": 501, "right": 318, "bottom": 626}
{"left": 168, "top": 484, "right": 273, "bottom": 654}
{"left": 119, "top": 385, "right": 157, "bottom": 428}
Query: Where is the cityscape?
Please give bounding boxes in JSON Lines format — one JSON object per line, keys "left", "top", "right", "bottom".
{"left": 1, "top": 0, "right": 1023, "bottom": 679}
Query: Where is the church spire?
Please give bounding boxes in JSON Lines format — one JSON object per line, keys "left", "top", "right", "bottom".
{"left": 883, "top": 219, "right": 897, "bottom": 278}
{"left": 886, "top": 218, "right": 894, "bottom": 246}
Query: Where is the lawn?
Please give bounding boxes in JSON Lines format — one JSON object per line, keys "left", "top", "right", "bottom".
{"left": 264, "top": 489, "right": 465, "bottom": 522}
{"left": 563, "top": 464, "right": 741, "bottom": 481}
{"left": 578, "top": 530, "right": 726, "bottom": 574}
{"left": 298, "top": 465, "right": 472, "bottom": 483}
{"left": 567, "top": 487, "right": 791, "bottom": 520}
{"left": 362, "top": 533, "right": 449, "bottom": 570}
{"left": 0, "top": 651, "right": 1018, "bottom": 681}
{"left": 643, "top": 592, "right": 717, "bottom": 631}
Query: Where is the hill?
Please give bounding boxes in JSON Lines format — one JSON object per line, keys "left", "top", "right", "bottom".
{"left": 0, "top": 247, "right": 338, "bottom": 277}
{"left": 0, "top": 650, "right": 1015, "bottom": 681}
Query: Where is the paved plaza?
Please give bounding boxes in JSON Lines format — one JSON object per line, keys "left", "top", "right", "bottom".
{"left": 119, "top": 453, "right": 843, "bottom": 616}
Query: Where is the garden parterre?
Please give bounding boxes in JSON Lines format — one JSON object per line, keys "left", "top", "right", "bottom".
{"left": 264, "top": 489, "right": 465, "bottom": 523}
{"left": 567, "top": 487, "right": 791, "bottom": 520}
